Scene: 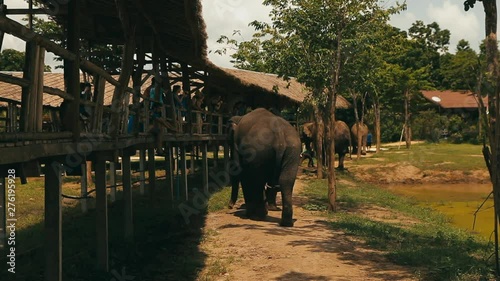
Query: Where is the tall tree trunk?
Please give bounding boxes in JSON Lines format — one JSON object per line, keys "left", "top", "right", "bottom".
{"left": 312, "top": 103, "right": 324, "bottom": 179}
{"left": 351, "top": 90, "right": 362, "bottom": 159}
{"left": 404, "top": 89, "right": 412, "bottom": 149}
{"left": 326, "top": 29, "right": 342, "bottom": 212}
{"left": 482, "top": 2, "right": 500, "bottom": 265}
{"left": 374, "top": 100, "right": 381, "bottom": 153}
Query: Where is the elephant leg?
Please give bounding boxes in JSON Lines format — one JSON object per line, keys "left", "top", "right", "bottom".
{"left": 278, "top": 165, "right": 298, "bottom": 226}
{"left": 265, "top": 185, "right": 281, "bottom": 211}
{"left": 337, "top": 153, "right": 345, "bottom": 170}
{"left": 241, "top": 175, "right": 267, "bottom": 219}
{"left": 228, "top": 158, "right": 242, "bottom": 208}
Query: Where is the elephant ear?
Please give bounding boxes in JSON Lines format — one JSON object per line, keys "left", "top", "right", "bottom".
{"left": 227, "top": 116, "right": 242, "bottom": 143}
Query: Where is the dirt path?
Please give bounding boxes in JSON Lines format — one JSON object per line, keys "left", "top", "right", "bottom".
{"left": 199, "top": 176, "right": 416, "bottom": 281}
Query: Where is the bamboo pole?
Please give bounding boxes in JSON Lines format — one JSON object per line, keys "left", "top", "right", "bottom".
{"left": 122, "top": 153, "right": 133, "bottom": 241}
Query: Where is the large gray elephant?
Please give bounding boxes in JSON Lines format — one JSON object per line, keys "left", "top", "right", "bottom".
{"left": 302, "top": 120, "right": 351, "bottom": 170}
{"left": 351, "top": 122, "right": 369, "bottom": 155}
{"left": 227, "top": 108, "right": 301, "bottom": 227}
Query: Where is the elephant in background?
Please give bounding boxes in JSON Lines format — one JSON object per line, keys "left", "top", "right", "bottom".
{"left": 227, "top": 108, "right": 301, "bottom": 227}
{"left": 302, "top": 120, "right": 351, "bottom": 170}
{"left": 351, "top": 122, "right": 369, "bottom": 155}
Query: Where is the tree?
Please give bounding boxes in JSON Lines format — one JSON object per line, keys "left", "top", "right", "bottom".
{"left": 0, "top": 48, "right": 52, "bottom": 72}
{"left": 464, "top": 0, "right": 500, "bottom": 274}
{"left": 27, "top": 16, "right": 123, "bottom": 74}
{"left": 440, "top": 40, "right": 480, "bottom": 90}
{"left": 239, "top": 0, "right": 404, "bottom": 211}
{"left": 0, "top": 49, "right": 25, "bottom": 71}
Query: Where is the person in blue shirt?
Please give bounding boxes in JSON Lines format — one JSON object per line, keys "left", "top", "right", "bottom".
{"left": 367, "top": 132, "right": 373, "bottom": 151}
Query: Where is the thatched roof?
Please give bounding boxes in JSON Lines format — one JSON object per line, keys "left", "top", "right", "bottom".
{"left": 421, "top": 90, "right": 487, "bottom": 109}
{"left": 0, "top": 72, "right": 135, "bottom": 107}
{"left": 0, "top": 69, "right": 351, "bottom": 110}
{"left": 207, "top": 67, "right": 351, "bottom": 108}
{"left": 39, "top": 0, "right": 209, "bottom": 66}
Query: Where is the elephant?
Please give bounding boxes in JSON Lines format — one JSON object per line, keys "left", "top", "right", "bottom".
{"left": 302, "top": 120, "right": 351, "bottom": 170}
{"left": 227, "top": 108, "right": 301, "bottom": 227}
{"left": 351, "top": 122, "right": 369, "bottom": 155}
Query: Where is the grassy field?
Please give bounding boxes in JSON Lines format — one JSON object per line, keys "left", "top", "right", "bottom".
{"left": 298, "top": 142, "right": 497, "bottom": 281}
{"left": 358, "top": 142, "right": 486, "bottom": 172}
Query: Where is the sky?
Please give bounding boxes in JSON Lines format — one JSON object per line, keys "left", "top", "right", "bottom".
{"left": 0, "top": 0, "right": 487, "bottom": 70}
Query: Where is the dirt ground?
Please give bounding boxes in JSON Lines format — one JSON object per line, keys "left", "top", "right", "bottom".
{"left": 198, "top": 176, "right": 417, "bottom": 281}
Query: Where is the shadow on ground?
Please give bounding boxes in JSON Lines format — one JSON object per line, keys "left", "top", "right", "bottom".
{"left": 0, "top": 161, "right": 227, "bottom": 281}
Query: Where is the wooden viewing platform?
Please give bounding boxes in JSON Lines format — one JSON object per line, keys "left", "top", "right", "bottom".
{"left": 0, "top": 0, "right": 312, "bottom": 280}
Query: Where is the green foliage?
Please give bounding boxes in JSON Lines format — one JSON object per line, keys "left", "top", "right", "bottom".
{"left": 0, "top": 49, "right": 25, "bottom": 71}
{"left": 27, "top": 16, "right": 123, "bottom": 73}
{"left": 0, "top": 48, "right": 51, "bottom": 72}
{"left": 412, "top": 110, "right": 449, "bottom": 142}
{"left": 440, "top": 40, "right": 481, "bottom": 90}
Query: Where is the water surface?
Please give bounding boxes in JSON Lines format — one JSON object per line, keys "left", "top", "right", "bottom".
{"left": 387, "top": 183, "right": 495, "bottom": 239}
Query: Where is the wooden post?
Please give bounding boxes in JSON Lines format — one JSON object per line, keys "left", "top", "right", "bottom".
{"left": 190, "top": 144, "right": 195, "bottom": 173}
{"left": 95, "top": 156, "right": 108, "bottom": 271}
{"left": 65, "top": 0, "right": 81, "bottom": 141}
{"left": 180, "top": 144, "right": 188, "bottom": 201}
{"left": 213, "top": 145, "right": 219, "bottom": 168}
{"left": 122, "top": 154, "right": 133, "bottom": 241}
{"left": 148, "top": 148, "right": 156, "bottom": 201}
{"left": 202, "top": 143, "right": 209, "bottom": 194}
{"left": 139, "top": 149, "right": 146, "bottom": 195}
{"left": 166, "top": 143, "right": 174, "bottom": 202}
{"left": 92, "top": 76, "right": 105, "bottom": 133}
{"left": 44, "top": 161, "right": 62, "bottom": 281}
{"left": 35, "top": 46, "right": 45, "bottom": 132}
{"left": 109, "top": 162, "right": 116, "bottom": 203}
{"left": 80, "top": 163, "right": 88, "bottom": 213}
{"left": 0, "top": 177, "right": 5, "bottom": 250}
{"left": 0, "top": 0, "right": 5, "bottom": 51}
{"left": 218, "top": 115, "right": 223, "bottom": 135}
{"left": 181, "top": 63, "right": 192, "bottom": 134}
{"left": 20, "top": 43, "right": 38, "bottom": 132}
{"left": 224, "top": 141, "right": 229, "bottom": 171}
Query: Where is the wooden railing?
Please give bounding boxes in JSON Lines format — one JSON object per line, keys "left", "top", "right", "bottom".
{"left": 0, "top": 14, "right": 229, "bottom": 142}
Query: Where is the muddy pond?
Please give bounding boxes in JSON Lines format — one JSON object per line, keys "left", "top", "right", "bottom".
{"left": 387, "top": 183, "right": 495, "bottom": 239}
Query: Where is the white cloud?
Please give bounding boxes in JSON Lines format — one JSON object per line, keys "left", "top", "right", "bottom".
{"left": 203, "top": 0, "right": 271, "bottom": 68}
{"left": 427, "top": 0, "right": 482, "bottom": 52}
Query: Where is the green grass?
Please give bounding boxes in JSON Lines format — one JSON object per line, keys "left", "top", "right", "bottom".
{"left": 301, "top": 174, "right": 495, "bottom": 281}
{"left": 358, "top": 143, "right": 486, "bottom": 172}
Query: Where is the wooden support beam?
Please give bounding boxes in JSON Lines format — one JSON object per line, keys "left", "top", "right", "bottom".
{"left": 0, "top": 16, "right": 134, "bottom": 93}
{"left": 148, "top": 148, "right": 156, "bottom": 201}
{"left": 109, "top": 162, "right": 116, "bottom": 203}
{"left": 122, "top": 153, "right": 133, "bottom": 241}
{"left": 202, "top": 142, "right": 208, "bottom": 194}
{"left": 92, "top": 76, "right": 106, "bottom": 133}
{"left": 95, "top": 156, "right": 108, "bottom": 272}
{"left": 190, "top": 144, "right": 195, "bottom": 172}
{"left": 44, "top": 161, "right": 62, "bottom": 281}
{"left": 80, "top": 163, "right": 88, "bottom": 213}
{"left": 139, "top": 149, "right": 146, "bottom": 195}
{"left": 65, "top": 0, "right": 80, "bottom": 141}
{"left": 0, "top": 177, "right": 5, "bottom": 250}
{"left": 0, "top": 1, "right": 5, "bottom": 51}
{"left": 4, "top": 8, "right": 48, "bottom": 15}
{"left": 36, "top": 46, "right": 45, "bottom": 132}
{"left": 180, "top": 144, "right": 188, "bottom": 201}
{"left": 20, "top": 42, "right": 36, "bottom": 132}
{"left": 166, "top": 143, "right": 174, "bottom": 202}
{"left": 224, "top": 141, "right": 229, "bottom": 172}
{"left": 213, "top": 145, "right": 219, "bottom": 168}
